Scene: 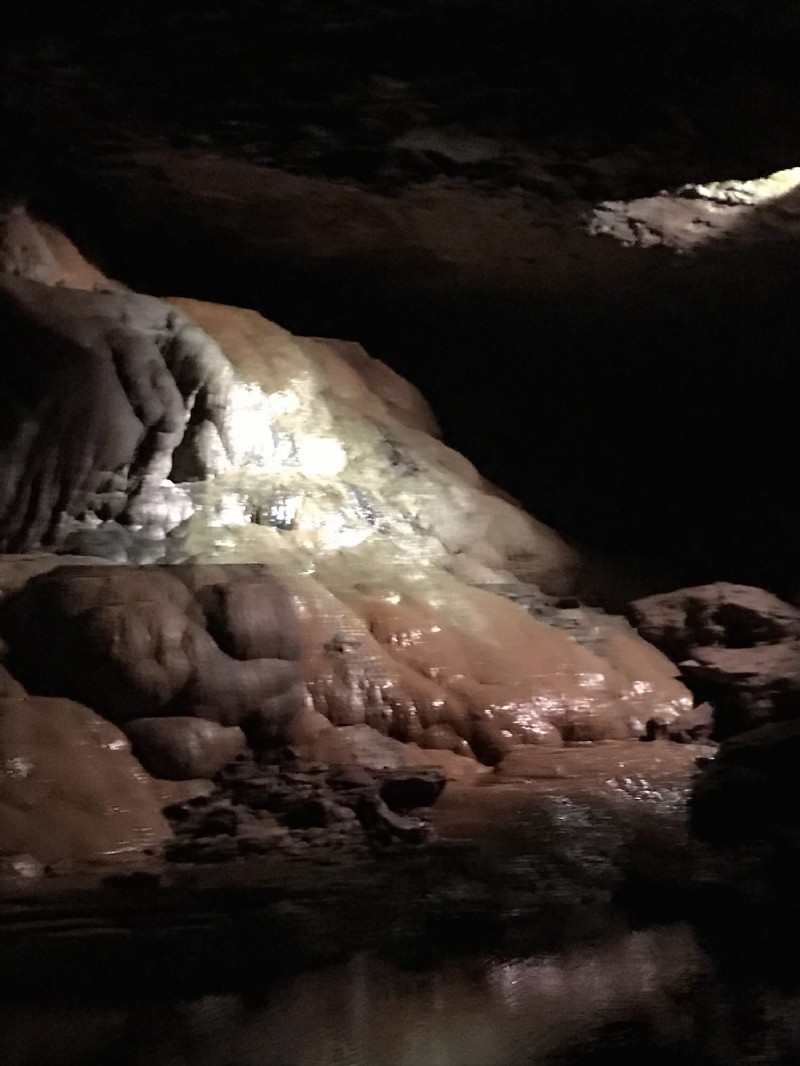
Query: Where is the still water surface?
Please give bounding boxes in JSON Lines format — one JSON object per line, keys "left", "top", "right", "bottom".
{"left": 7, "top": 923, "right": 800, "bottom": 1066}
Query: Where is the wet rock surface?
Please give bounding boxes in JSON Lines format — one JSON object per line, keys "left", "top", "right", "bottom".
{"left": 162, "top": 757, "right": 443, "bottom": 864}
{"left": 0, "top": 738, "right": 720, "bottom": 994}
{"left": 0, "top": 693, "right": 173, "bottom": 865}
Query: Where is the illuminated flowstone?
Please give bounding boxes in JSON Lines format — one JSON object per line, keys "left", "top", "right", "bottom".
{"left": 0, "top": 207, "right": 692, "bottom": 808}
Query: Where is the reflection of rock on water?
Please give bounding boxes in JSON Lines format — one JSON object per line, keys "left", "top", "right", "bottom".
{"left": 0, "top": 926, "right": 732, "bottom": 1066}
{"left": 217, "top": 929, "right": 708, "bottom": 1066}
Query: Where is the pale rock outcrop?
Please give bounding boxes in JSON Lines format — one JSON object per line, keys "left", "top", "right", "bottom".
{"left": 590, "top": 169, "right": 800, "bottom": 252}
{"left": 0, "top": 207, "right": 581, "bottom": 593}
{"left": 167, "top": 294, "right": 579, "bottom": 593}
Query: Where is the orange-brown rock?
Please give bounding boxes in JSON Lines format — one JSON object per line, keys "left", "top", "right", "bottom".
{"left": 0, "top": 695, "right": 172, "bottom": 865}
{"left": 0, "top": 212, "right": 695, "bottom": 777}
{"left": 288, "top": 570, "right": 691, "bottom": 763}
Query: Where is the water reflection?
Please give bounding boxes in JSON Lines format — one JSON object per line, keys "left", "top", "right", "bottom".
{"left": 6, "top": 924, "right": 800, "bottom": 1066}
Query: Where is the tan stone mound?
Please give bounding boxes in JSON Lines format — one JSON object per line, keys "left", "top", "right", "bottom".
{"left": 0, "top": 693, "right": 172, "bottom": 865}
{"left": 289, "top": 569, "right": 690, "bottom": 763}
{"left": 0, "top": 211, "right": 696, "bottom": 792}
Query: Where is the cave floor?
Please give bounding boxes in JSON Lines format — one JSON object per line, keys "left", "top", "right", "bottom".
{"left": 0, "top": 741, "right": 720, "bottom": 997}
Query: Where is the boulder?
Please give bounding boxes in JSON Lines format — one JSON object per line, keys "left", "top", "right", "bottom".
{"left": 124, "top": 717, "right": 248, "bottom": 780}
{"left": 0, "top": 563, "right": 303, "bottom": 736}
{"left": 398, "top": 747, "right": 493, "bottom": 782}
{"left": 379, "top": 767, "right": 446, "bottom": 812}
{"left": 630, "top": 583, "right": 800, "bottom": 735}
{"left": 630, "top": 583, "right": 800, "bottom": 661}
{"left": 681, "top": 644, "right": 800, "bottom": 733}
{"left": 284, "top": 705, "right": 338, "bottom": 757}
{"left": 662, "top": 702, "right": 714, "bottom": 745}
{"left": 307, "top": 724, "right": 415, "bottom": 770}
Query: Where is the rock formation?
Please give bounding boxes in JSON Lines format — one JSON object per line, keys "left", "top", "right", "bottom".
{"left": 629, "top": 582, "right": 800, "bottom": 847}
{"left": 0, "top": 209, "right": 697, "bottom": 865}
{"left": 630, "top": 583, "right": 800, "bottom": 737}
{"left": 0, "top": 205, "right": 581, "bottom": 585}
{"left": 123, "top": 718, "right": 248, "bottom": 781}
{"left": 0, "top": 563, "right": 303, "bottom": 736}
{"left": 0, "top": 675, "right": 173, "bottom": 864}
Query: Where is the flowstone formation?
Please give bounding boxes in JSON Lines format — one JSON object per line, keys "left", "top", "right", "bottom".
{"left": 0, "top": 207, "right": 694, "bottom": 865}
{"left": 0, "top": 667, "right": 173, "bottom": 866}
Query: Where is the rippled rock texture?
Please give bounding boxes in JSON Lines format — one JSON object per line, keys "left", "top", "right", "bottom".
{"left": 0, "top": 564, "right": 303, "bottom": 735}
{"left": 0, "top": 205, "right": 577, "bottom": 587}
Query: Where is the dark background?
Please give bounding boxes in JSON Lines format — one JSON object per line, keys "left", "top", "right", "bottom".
{"left": 3, "top": 0, "right": 800, "bottom": 595}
